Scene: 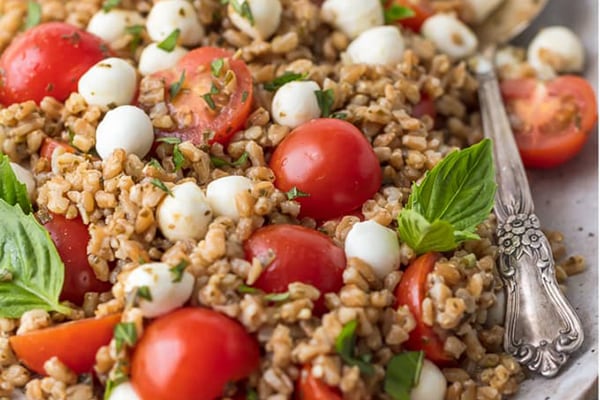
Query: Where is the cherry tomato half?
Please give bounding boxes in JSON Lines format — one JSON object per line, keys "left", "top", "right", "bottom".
{"left": 296, "top": 365, "right": 342, "bottom": 400}
{"left": 412, "top": 94, "right": 437, "bottom": 120}
{"left": 270, "top": 118, "right": 381, "bottom": 221}
{"left": 0, "top": 22, "right": 109, "bottom": 105}
{"left": 43, "top": 213, "right": 112, "bottom": 305}
{"left": 501, "top": 75, "right": 598, "bottom": 168}
{"left": 151, "top": 47, "right": 254, "bottom": 146}
{"left": 131, "top": 308, "right": 260, "bottom": 400}
{"left": 9, "top": 313, "right": 121, "bottom": 375}
{"left": 40, "top": 137, "right": 77, "bottom": 160}
{"left": 385, "top": 0, "right": 434, "bottom": 32}
{"left": 395, "top": 252, "right": 453, "bottom": 365}
{"left": 244, "top": 224, "right": 346, "bottom": 314}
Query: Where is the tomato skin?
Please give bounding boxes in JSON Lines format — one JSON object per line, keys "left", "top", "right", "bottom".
{"left": 152, "top": 47, "right": 254, "bottom": 146}
{"left": 0, "top": 22, "right": 109, "bottom": 105}
{"left": 9, "top": 314, "right": 121, "bottom": 375}
{"left": 43, "top": 213, "right": 112, "bottom": 305}
{"left": 270, "top": 118, "right": 381, "bottom": 221}
{"left": 412, "top": 95, "right": 437, "bottom": 120}
{"left": 296, "top": 365, "right": 342, "bottom": 400}
{"left": 244, "top": 224, "right": 346, "bottom": 314}
{"left": 40, "top": 137, "right": 76, "bottom": 160}
{"left": 395, "top": 252, "right": 453, "bottom": 365}
{"left": 501, "top": 75, "right": 598, "bottom": 169}
{"left": 385, "top": 0, "right": 433, "bottom": 32}
{"left": 131, "top": 308, "right": 260, "bottom": 400}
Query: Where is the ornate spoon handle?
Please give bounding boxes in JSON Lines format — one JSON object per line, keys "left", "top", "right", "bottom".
{"left": 475, "top": 60, "right": 584, "bottom": 377}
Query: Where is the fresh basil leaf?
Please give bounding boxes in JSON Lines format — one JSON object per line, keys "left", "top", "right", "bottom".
{"left": 157, "top": 29, "right": 180, "bottom": 52}
{"left": 150, "top": 178, "right": 173, "bottom": 196}
{"left": 397, "top": 209, "right": 460, "bottom": 254}
{"left": 384, "top": 5, "right": 416, "bottom": 24}
{"left": 0, "top": 154, "right": 32, "bottom": 214}
{"left": 169, "top": 70, "right": 186, "bottom": 99}
{"left": 102, "top": 0, "right": 121, "bottom": 12}
{"left": 314, "top": 89, "right": 334, "bottom": 117}
{"left": 0, "top": 201, "right": 71, "bottom": 318}
{"left": 285, "top": 187, "right": 310, "bottom": 201}
{"left": 335, "top": 320, "right": 375, "bottom": 376}
{"left": 125, "top": 24, "right": 144, "bottom": 53}
{"left": 170, "top": 260, "right": 188, "bottom": 283}
{"left": 384, "top": 351, "right": 424, "bottom": 400}
{"left": 263, "top": 72, "right": 307, "bottom": 91}
{"left": 136, "top": 285, "right": 152, "bottom": 301}
{"left": 114, "top": 322, "right": 137, "bottom": 353}
{"left": 237, "top": 284, "right": 259, "bottom": 294}
{"left": 25, "top": 1, "right": 41, "bottom": 29}
{"left": 263, "top": 292, "right": 290, "bottom": 303}
{"left": 211, "top": 58, "right": 225, "bottom": 77}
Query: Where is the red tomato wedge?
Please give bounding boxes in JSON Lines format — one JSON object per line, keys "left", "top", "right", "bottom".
{"left": 385, "top": 0, "right": 434, "bottom": 32}
{"left": 501, "top": 75, "right": 598, "bottom": 168}
{"left": 244, "top": 224, "right": 346, "bottom": 314}
{"left": 151, "top": 47, "right": 254, "bottom": 146}
{"left": 270, "top": 118, "right": 381, "bottom": 221}
{"left": 9, "top": 313, "right": 121, "bottom": 375}
{"left": 395, "top": 252, "right": 454, "bottom": 365}
{"left": 296, "top": 365, "right": 342, "bottom": 400}
{"left": 131, "top": 308, "right": 260, "bottom": 400}
{"left": 0, "top": 22, "right": 109, "bottom": 105}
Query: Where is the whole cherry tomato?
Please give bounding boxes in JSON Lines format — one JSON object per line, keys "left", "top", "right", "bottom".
{"left": 296, "top": 365, "right": 342, "bottom": 400}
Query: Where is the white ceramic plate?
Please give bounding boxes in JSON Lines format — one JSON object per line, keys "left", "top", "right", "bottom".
{"left": 511, "top": 0, "right": 598, "bottom": 399}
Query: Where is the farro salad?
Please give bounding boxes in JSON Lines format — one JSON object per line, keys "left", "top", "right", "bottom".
{"left": 0, "top": 0, "right": 597, "bottom": 399}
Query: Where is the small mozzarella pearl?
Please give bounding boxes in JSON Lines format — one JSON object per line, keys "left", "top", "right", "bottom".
{"left": 421, "top": 14, "right": 478, "bottom": 60}
{"left": 271, "top": 80, "right": 321, "bottom": 128}
{"left": 345, "top": 26, "right": 405, "bottom": 67}
{"left": 228, "top": 0, "right": 282, "bottom": 40}
{"left": 138, "top": 42, "right": 188, "bottom": 75}
{"left": 206, "top": 176, "right": 252, "bottom": 221}
{"left": 87, "top": 9, "right": 145, "bottom": 44}
{"left": 321, "top": 0, "right": 384, "bottom": 39}
{"left": 108, "top": 382, "right": 141, "bottom": 400}
{"left": 157, "top": 181, "right": 213, "bottom": 242}
{"left": 95, "top": 105, "right": 154, "bottom": 160}
{"left": 9, "top": 162, "right": 35, "bottom": 201}
{"left": 124, "top": 262, "right": 194, "bottom": 318}
{"left": 146, "top": 0, "right": 204, "bottom": 46}
{"left": 461, "top": 0, "right": 503, "bottom": 23}
{"left": 78, "top": 58, "right": 137, "bottom": 107}
{"left": 410, "top": 360, "right": 447, "bottom": 400}
{"left": 527, "top": 26, "right": 585, "bottom": 76}
{"left": 344, "top": 220, "right": 401, "bottom": 280}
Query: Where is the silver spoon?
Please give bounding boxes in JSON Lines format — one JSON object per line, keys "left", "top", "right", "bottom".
{"left": 471, "top": 0, "right": 584, "bottom": 378}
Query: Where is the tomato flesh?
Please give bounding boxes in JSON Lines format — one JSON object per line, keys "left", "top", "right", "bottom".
{"left": 151, "top": 47, "right": 254, "bottom": 146}
{"left": 501, "top": 75, "right": 598, "bottom": 168}
{"left": 0, "top": 22, "right": 109, "bottom": 105}
{"left": 9, "top": 314, "right": 121, "bottom": 375}
{"left": 40, "top": 138, "right": 76, "bottom": 160}
{"left": 296, "top": 365, "right": 342, "bottom": 400}
{"left": 385, "top": 0, "right": 433, "bottom": 32}
{"left": 244, "top": 224, "right": 346, "bottom": 314}
{"left": 395, "top": 252, "right": 453, "bottom": 365}
{"left": 131, "top": 308, "right": 260, "bottom": 400}
{"left": 43, "top": 213, "right": 112, "bottom": 305}
{"left": 270, "top": 118, "right": 381, "bottom": 221}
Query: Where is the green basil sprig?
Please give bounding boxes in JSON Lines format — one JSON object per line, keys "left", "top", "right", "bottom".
{"left": 0, "top": 155, "right": 31, "bottom": 214}
{"left": 384, "top": 351, "right": 424, "bottom": 400}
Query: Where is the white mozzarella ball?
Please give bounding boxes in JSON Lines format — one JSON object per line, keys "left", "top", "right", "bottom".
{"left": 138, "top": 42, "right": 188, "bottom": 75}
{"left": 462, "top": 0, "right": 503, "bottom": 23}
{"left": 410, "top": 360, "right": 447, "bottom": 400}
{"left": 87, "top": 9, "right": 145, "bottom": 44}
{"left": 527, "top": 26, "right": 585, "bottom": 75}
{"left": 346, "top": 26, "right": 405, "bottom": 67}
{"left": 95, "top": 105, "right": 154, "bottom": 160}
{"left": 108, "top": 382, "right": 141, "bottom": 400}
{"left": 486, "top": 288, "right": 506, "bottom": 327}
{"left": 9, "top": 162, "right": 35, "bottom": 201}
{"left": 157, "top": 181, "right": 213, "bottom": 242}
{"left": 321, "top": 0, "right": 384, "bottom": 39}
{"left": 271, "top": 80, "right": 321, "bottom": 128}
{"left": 421, "top": 14, "right": 478, "bottom": 60}
{"left": 228, "top": 0, "right": 282, "bottom": 40}
{"left": 344, "top": 220, "right": 401, "bottom": 280}
{"left": 206, "top": 176, "right": 252, "bottom": 221}
{"left": 146, "top": 0, "right": 204, "bottom": 46}
{"left": 78, "top": 58, "right": 137, "bottom": 107}
{"left": 124, "top": 262, "right": 194, "bottom": 318}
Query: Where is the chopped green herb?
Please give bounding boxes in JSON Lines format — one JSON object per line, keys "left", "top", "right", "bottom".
{"left": 136, "top": 285, "right": 153, "bottom": 301}
{"left": 125, "top": 24, "right": 144, "bottom": 53}
{"left": 114, "top": 322, "right": 137, "bottom": 353}
{"left": 173, "top": 145, "right": 185, "bottom": 171}
{"left": 169, "top": 70, "right": 186, "bottom": 99}
{"left": 263, "top": 71, "right": 308, "bottom": 91}
{"left": 225, "top": 0, "right": 255, "bottom": 25}
{"left": 330, "top": 111, "right": 348, "bottom": 120}
{"left": 264, "top": 292, "right": 290, "bottom": 303}
{"left": 246, "top": 388, "right": 259, "bottom": 400}
{"left": 210, "top": 152, "right": 249, "bottom": 168}
{"left": 150, "top": 178, "right": 173, "bottom": 196}
{"left": 103, "top": 365, "right": 128, "bottom": 400}
{"left": 210, "top": 82, "right": 219, "bottom": 94}
{"left": 335, "top": 320, "right": 375, "bottom": 375}
{"left": 231, "top": 152, "right": 249, "bottom": 167}
{"left": 202, "top": 93, "right": 216, "bottom": 110}
{"left": 397, "top": 139, "right": 496, "bottom": 254}
{"left": 314, "top": 89, "right": 335, "bottom": 117}
{"left": 25, "top": 1, "right": 41, "bottom": 30}
{"left": 0, "top": 154, "right": 32, "bottom": 214}
{"left": 157, "top": 137, "right": 182, "bottom": 145}
{"left": 170, "top": 260, "right": 188, "bottom": 283}
{"left": 241, "top": 90, "right": 249, "bottom": 103}
{"left": 148, "top": 158, "right": 162, "bottom": 169}
{"left": 285, "top": 186, "right": 310, "bottom": 201}
{"left": 211, "top": 58, "right": 225, "bottom": 77}
{"left": 210, "top": 156, "right": 229, "bottom": 168}
{"left": 102, "top": 0, "right": 121, "bottom": 12}
{"left": 384, "top": 351, "right": 424, "bottom": 400}
{"left": 384, "top": 5, "right": 416, "bottom": 25}
{"left": 237, "top": 284, "right": 259, "bottom": 294}
{"left": 157, "top": 29, "right": 181, "bottom": 52}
